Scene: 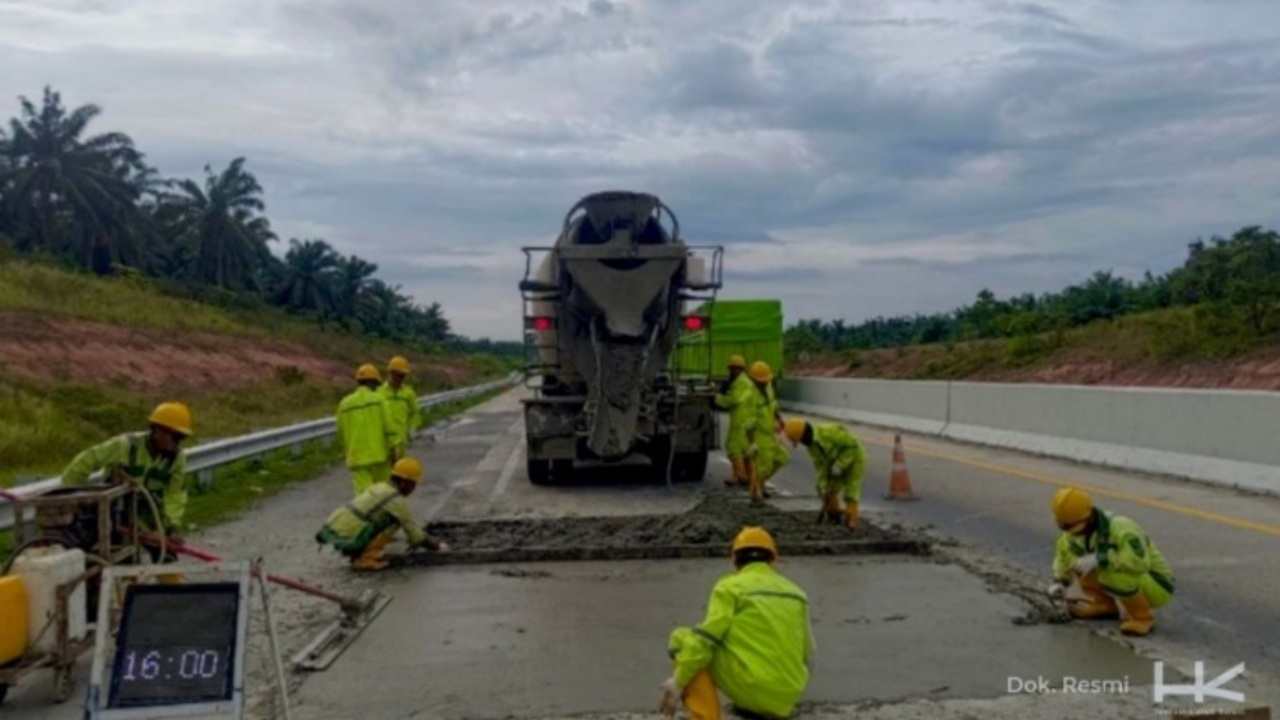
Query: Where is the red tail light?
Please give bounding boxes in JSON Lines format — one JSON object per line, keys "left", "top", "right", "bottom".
{"left": 529, "top": 316, "right": 555, "bottom": 332}
{"left": 682, "top": 315, "right": 708, "bottom": 331}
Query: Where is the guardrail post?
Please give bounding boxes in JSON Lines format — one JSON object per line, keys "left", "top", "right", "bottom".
{"left": 290, "top": 442, "right": 303, "bottom": 458}
{"left": 197, "top": 468, "right": 215, "bottom": 490}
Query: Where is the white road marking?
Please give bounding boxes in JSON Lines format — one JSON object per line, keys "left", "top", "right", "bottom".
{"left": 488, "top": 440, "right": 525, "bottom": 509}
{"left": 427, "top": 418, "right": 526, "bottom": 520}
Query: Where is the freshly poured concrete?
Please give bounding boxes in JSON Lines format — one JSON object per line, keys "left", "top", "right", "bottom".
{"left": 292, "top": 556, "right": 1154, "bottom": 720}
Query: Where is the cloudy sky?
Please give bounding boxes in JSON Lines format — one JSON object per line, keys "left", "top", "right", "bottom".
{"left": 3, "top": 1, "right": 1279, "bottom": 338}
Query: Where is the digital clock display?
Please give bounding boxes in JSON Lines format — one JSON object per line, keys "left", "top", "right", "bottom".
{"left": 108, "top": 583, "right": 240, "bottom": 708}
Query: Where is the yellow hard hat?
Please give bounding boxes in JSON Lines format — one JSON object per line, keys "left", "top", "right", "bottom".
{"left": 1051, "top": 487, "right": 1094, "bottom": 530}
{"left": 782, "top": 418, "right": 807, "bottom": 443}
{"left": 748, "top": 361, "right": 773, "bottom": 383}
{"left": 149, "top": 402, "right": 193, "bottom": 436}
{"left": 355, "top": 363, "right": 381, "bottom": 382}
{"left": 731, "top": 526, "right": 778, "bottom": 560}
{"left": 388, "top": 356, "right": 411, "bottom": 375}
{"left": 727, "top": 354, "right": 747, "bottom": 370}
{"left": 391, "top": 457, "right": 424, "bottom": 484}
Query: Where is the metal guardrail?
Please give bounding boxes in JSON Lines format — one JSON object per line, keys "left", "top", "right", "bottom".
{"left": 0, "top": 375, "right": 518, "bottom": 531}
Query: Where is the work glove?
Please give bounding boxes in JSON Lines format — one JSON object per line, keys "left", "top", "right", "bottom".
{"left": 1072, "top": 554, "right": 1099, "bottom": 576}
{"left": 658, "top": 676, "right": 680, "bottom": 718}
{"left": 830, "top": 460, "right": 849, "bottom": 477}
{"left": 1046, "top": 581, "right": 1066, "bottom": 598}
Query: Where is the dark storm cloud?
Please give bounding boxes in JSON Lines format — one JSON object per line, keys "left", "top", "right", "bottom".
{"left": 3, "top": 0, "right": 1279, "bottom": 337}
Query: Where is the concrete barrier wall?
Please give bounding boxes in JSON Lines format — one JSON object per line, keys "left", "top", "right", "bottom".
{"left": 779, "top": 377, "right": 1280, "bottom": 494}
{"left": 779, "top": 377, "right": 951, "bottom": 436}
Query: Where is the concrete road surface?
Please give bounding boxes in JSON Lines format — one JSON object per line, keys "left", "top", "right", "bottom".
{"left": 777, "top": 410, "right": 1280, "bottom": 709}
{"left": 6, "top": 388, "right": 1275, "bottom": 719}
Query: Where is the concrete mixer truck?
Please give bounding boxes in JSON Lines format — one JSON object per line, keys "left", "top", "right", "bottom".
{"left": 518, "top": 191, "right": 724, "bottom": 484}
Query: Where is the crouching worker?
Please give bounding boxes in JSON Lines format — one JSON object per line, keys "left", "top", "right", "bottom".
{"left": 661, "top": 527, "right": 812, "bottom": 720}
{"left": 315, "top": 457, "right": 448, "bottom": 571}
{"left": 783, "top": 418, "right": 865, "bottom": 529}
{"left": 1049, "top": 487, "right": 1174, "bottom": 636}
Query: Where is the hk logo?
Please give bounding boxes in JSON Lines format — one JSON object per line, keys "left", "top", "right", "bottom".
{"left": 1154, "top": 661, "right": 1245, "bottom": 704}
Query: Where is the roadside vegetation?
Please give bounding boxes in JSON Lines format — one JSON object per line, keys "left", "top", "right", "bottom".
{"left": 0, "top": 87, "right": 520, "bottom": 486}
{"left": 787, "top": 226, "right": 1280, "bottom": 384}
{"left": 0, "top": 86, "right": 519, "bottom": 357}
{"left": 0, "top": 258, "right": 514, "bottom": 487}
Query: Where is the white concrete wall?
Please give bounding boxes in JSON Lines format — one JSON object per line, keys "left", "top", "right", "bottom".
{"left": 780, "top": 377, "right": 951, "bottom": 436}
{"left": 778, "top": 377, "right": 1280, "bottom": 494}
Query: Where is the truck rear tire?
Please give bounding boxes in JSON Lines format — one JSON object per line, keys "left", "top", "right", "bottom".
{"left": 528, "top": 458, "right": 574, "bottom": 485}
{"left": 650, "top": 443, "right": 709, "bottom": 483}
{"left": 674, "top": 451, "right": 709, "bottom": 483}
{"left": 528, "top": 459, "right": 551, "bottom": 485}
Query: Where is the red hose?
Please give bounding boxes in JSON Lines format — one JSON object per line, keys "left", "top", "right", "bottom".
{"left": 135, "top": 531, "right": 359, "bottom": 608}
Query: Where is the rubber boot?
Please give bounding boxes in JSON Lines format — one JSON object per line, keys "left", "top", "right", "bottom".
{"left": 727, "top": 457, "right": 746, "bottom": 488}
{"left": 682, "top": 670, "right": 722, "bottom": 720}
{"left": 1068, "top": 571, "right": 1119, "bottom": 620}
{"left": 1118, "top": 593, "right": 1155, "bottom": 636}
{"left": 844, "top": 501, "right": 860, "bottom": 530}
{"left": 352, "top": 531, "right": 394, "bottom": 571}
{"left": 746, "top": 461, "right": 764, "bottom": 505}
{"left": 821, "top": 492, "right": 842, "bottom": 525}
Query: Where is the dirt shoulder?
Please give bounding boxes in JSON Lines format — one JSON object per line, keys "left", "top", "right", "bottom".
{"left": 791, "top": 333, "right": 1280, "bottom": 390}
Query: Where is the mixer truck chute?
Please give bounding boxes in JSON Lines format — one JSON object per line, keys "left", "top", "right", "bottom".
{"left": 519, "top": 191, "right": 724, "bottom": 485}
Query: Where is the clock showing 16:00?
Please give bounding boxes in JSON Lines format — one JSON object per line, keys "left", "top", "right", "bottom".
{"left": 108, "top": 584, "right": 241, "bottom": 708}
{"left": 118, "top": 645, "right": 229, "bottom": 686}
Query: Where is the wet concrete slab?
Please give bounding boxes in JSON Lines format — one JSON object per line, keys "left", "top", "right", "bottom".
{"left": 292, "top": 556, "right": 1154, "bottom": 720}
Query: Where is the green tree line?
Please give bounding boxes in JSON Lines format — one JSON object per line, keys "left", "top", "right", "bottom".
{"left": 786, "top": 226, "right": 1280, "bottom": 355}
{"left": 0, "top": 87, "right": 516, "bottom": 352}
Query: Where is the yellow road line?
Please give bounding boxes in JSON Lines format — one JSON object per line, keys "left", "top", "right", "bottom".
{"left": 853, "top": 431, "right": 1280, "bottom": 539}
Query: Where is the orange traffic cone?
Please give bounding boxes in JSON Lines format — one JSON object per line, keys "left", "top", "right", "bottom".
{"left": 884, "top": 434, "right": 919, "bottom": 501}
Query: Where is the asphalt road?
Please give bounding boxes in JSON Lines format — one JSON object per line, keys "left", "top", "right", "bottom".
{"left": 774, "top": 410, "right": 1280, "bottom": 709}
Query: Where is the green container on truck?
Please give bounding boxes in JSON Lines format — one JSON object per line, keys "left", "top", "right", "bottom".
{"left": 675, "top": 299, "right": 784, "bottom": 379}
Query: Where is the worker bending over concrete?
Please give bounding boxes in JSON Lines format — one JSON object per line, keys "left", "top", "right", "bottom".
{"left": 715, "top": 354, "right": 758, "bottom": 491}
{"left": 338, "top": 363, "right": 397, "bottom": 495}
{"left": 63, "top": 402, "right": 193, "bottom": 536}
{"left": 315, "top": 457, "right": 448, "bottom": 571}
{"left": 662, "top": 526, "right": 812, "bottom": 720}
{"left": 748, "top": 361, "right": 789, "bottom": 501}
{"left": 783, "top": 419, "right": 865, "bottom": 529}
{"left": 1049, "top": 487, "right": 1174, "bottom": 636}
{"left": 379, "top": 355, "right": 422, "bottom": 462}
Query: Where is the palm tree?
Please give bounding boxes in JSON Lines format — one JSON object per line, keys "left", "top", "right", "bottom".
{"left": 412, "top": 301, "right": 451, "bottom": 341}
{"left": 274, "top": 238, "right": 339, "bottom": 314}
{"left": 357, "top": 279, "right": 411, "bottom": 338}
{"left": 334, "top": 255, "right": 379, "bottom": 325}
{"left": 160, "top": 157, "right": 270, "bottom": 289}
{"left": 0, "top": 87, "right": 153, "bottom": 270}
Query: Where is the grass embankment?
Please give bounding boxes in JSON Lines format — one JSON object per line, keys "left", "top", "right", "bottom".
{"left": 0, "top": 258, "right": 512, "bottom": 486}
{"left": 791, "top": 304, "right": 1280, "bottom": 387}
{"left": 0, "top": 390, "right": 505, "bottom": 560}
{"left": 1, "top": 375, "right": 347, "bottom": 486}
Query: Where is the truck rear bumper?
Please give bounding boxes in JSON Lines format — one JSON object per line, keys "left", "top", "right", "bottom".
{"left": 523, "top": 395, "right": 718, "bottom": 462}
